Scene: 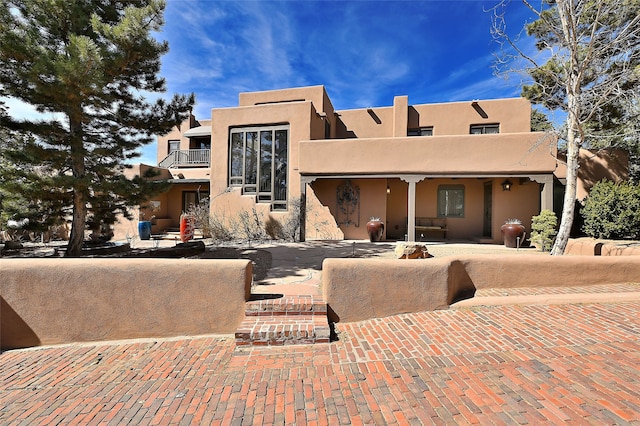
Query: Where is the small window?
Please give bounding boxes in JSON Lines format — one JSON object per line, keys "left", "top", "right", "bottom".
{"left": 438, "top": 185, "right": 465, "bottom": 218}
{"left": 168, "top": 140, "right": 180, "bottom": 153}
{"left": 470, "top": 124, "right": 499, "bottom": 134}
{"left": 408, "top": 127, "right": 433, "bottom": 136}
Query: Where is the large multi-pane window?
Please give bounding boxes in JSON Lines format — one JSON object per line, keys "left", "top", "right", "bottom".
{"left": 437, "top": 185, "right": 465, "bottom": 218}
{"left": 229, "top": 125, "right": 289, "bottom": 210}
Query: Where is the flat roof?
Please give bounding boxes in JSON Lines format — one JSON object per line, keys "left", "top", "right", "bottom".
{"left": 183, "top": 126, "right": 211, "bottom": 137}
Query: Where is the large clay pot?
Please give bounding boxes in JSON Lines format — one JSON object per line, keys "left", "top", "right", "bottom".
{"left": 138, "top": 221, "right": 151, "bottom": 240}
{"left": 366, "top": 220, "right": 385, "bottom": 242}
{"left": 501, "top": 223, "right": 526, "bottom": 248}
{"left": 180, "top": 214, "right": 195, "bottom": 243}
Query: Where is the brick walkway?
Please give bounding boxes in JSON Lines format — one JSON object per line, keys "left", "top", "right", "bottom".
{"left": 2, "top": 300, "right": 639, "bottom": 424}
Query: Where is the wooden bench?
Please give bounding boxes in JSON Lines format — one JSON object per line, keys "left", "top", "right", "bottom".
{"left": 415, "top": 217, "right": 447, "bottom": 240}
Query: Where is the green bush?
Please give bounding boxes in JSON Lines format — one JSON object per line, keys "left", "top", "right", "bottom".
{"left": 582, "top": 180, "right": 640, "bottom": 240}
{"left": 530, "top": 209, "right": 557, "bottom": 251}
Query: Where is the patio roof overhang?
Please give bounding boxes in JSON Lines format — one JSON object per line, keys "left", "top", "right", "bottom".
{"left": 298, "top": 132, "right": 557, "bottom": 176}
{"left": 183, "top": 126, "right": 212, "bottom": 137}
{"left": 168, "top": 178, "right": 210, "bottom": 184}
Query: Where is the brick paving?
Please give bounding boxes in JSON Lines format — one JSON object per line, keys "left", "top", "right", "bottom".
{"left": 2, "top": 297, "right": 639, "bottom": 424}
{"left": 476, "top": 283, "right": 640, "bottom": 297}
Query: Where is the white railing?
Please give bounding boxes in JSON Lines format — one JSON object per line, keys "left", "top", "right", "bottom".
{"left": 158, "top": 149, "right": 210, "bottom": 168}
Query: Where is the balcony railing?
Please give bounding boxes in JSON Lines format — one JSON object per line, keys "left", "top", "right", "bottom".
{"left": 158, "top": 149, "right": 210, "bottom": 168}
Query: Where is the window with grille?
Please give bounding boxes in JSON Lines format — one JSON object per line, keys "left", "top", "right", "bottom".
{"left": 229, "top": 125, "right": 289, "bottom": 210}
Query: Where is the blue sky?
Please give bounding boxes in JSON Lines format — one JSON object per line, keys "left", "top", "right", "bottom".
{"left": 144, "top": 0, "right": 540, "bottom": 164}
{"left": 3, "top": 0, "right": 544, "bottom": 165}
{"left": 160, "top": 0, "right": 538, "bottom": 114}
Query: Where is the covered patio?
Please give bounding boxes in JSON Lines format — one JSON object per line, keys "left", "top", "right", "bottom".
{"left": 298, "top": 133, "right": 557, "bottom": 243}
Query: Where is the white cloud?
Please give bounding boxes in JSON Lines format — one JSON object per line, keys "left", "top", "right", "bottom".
{"left": 1, "top": 97, "right": 65, "bottom": 123}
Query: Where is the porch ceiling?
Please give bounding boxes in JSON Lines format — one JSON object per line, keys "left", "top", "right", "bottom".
{"left": 299, "top": 132, "right": 557, "bottom": 176}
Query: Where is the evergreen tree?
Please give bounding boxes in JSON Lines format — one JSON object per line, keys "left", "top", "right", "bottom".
{"left": 531, "top": 108, "right": 553, "bottom": 132}
{"left": 0, "top": 0, "right": 193, "bottom": 256}
{"left": 493, "top": 0, "right": 640, "bottom": 254}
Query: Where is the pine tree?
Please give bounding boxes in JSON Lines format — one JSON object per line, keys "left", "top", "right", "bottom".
{"left": 0, "top": 0, "right": 194, "bottom": 256}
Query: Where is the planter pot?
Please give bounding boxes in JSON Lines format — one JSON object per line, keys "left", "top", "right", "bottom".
{"left": 366, "top": 220, "right": 385, "bottom": 242}
{"left": 501, "top": 223, "right": 526, "bottom": 248}
{"left": 180, "top": 214, "right": 195, "bottom": 243}
{"left": 138, "top": 221, "right": 152, "bottom": 240}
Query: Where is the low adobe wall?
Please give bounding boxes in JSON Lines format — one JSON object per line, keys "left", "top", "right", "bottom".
{"left": 1, "top": 258, "right": 252, "bottom": 350}
{"left": 565, "top": 239, "right": 640, "bottom": 256}
{"left": 323, "top": 255, "right": 640, "bottom": 323}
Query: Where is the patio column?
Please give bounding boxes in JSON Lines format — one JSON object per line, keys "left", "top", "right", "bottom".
{"left": 299, "top": 176, "right": 316, "bottom": 242}
{"left": 400, "top": 175, "right": 426, "bottom": 241}
{"left": 532, "top": 175, "right": 554, "bottom": 212}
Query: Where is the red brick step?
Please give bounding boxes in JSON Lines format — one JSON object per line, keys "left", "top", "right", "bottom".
{"left": 235, "top": 295, "right": 330, "bottom": 346}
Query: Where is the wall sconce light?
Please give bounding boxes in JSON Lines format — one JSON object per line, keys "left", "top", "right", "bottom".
{"left": 501, "top": 179, "right": 513, "bottom": 191}
{"left": 386, "top": 185, "right": 391, "bottom": 194}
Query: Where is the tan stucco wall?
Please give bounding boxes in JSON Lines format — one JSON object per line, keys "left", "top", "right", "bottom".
{"left": 336, "top": 107, "right": 395, "bottom": 138}
{"left": 323, "top": 255, "right": 640, "bottom": 323}
{"left": 305, "top": 184, "right": 344, "bottom": 240}
{"left": 408, "top": 98, "right": 532, "bottom": 135}
{"left": 555, "top": 148, "right": 629, "bottom": 201}
{"left": 334, "top": 97, "right": 531, "bottom": 139}
{"left": 1, "top": 258, "right": 252, "bottom": 350}
{"left": 298, "top": 132, "right": 557, "bottom": 175}
{"left": 565, "top": 239, "right": 640, "bottom": 256}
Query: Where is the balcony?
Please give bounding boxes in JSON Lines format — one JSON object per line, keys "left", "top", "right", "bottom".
{"left": 159, "top": 149, "right": 210, "bottom": 169}
{"left": 298, "top": 132, "right": 557, "bottom": 176}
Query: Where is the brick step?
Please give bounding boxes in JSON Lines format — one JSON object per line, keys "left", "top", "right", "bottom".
{"left": 245, "top": 295, "right": 327, "bottom": 316}
{"left": 235, "top": 295, "right": 331, "bottom": 347}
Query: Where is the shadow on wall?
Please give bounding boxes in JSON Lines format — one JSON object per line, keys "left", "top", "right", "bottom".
{"left": 1, "top": 297, "right": 41, "bottom": 350}
{"left": 447, "top": 260, "right": 476, "bottom": 304}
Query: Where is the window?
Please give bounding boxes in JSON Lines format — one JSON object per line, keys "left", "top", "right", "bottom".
{"left": 470, "top": 124, "right": 499, "bottom": 134}
{"left": 438, "top": 185, "right": 465, "bottom": 218}
{"left": 229, "top": 125, "right": 289, "bottom": 210}
{"left": 408, "top": 127, "right": 433, "bottom": 136}
{"left": 168, "top": 140, "right": 180, "bottom": 153}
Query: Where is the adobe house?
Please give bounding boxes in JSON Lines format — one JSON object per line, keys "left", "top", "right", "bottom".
{"left": 122, "top": 85, "right": 626, "bottom": 243}
{"left": 121, "top": 85, "right": 564, "bottom": 244}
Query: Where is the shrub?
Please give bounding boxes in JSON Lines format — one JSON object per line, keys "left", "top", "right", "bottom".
{"left": 235, "top": 208, "right": 266, "bottom": 245}
{"left": 187, "top": 197, "right": 212, "bottom": 237}
{"left": 264, "top": 215, "right": 284, "bottom": 240}
{"left": 582, "top": 180, "right": 640, "bottom": 240}
{"left": 262, "top": 197, "right": 303, "bottom": 242}
{"left": 208, "top": 214, "right": 233, "bottom": 242}
{"left": 530, "top": 209, "right": 557, "bottom": 251}
{"left": 281, "top": 197, "right": 302, "bottom": 241}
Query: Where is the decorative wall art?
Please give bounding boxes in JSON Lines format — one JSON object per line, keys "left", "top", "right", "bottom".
{"left": 337, "top": 180, "right": 360, "bottom": 227}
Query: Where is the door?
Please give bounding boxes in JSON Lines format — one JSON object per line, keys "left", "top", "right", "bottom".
{"left": 483, "top": 182, "right": 492, "bottom": 237}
